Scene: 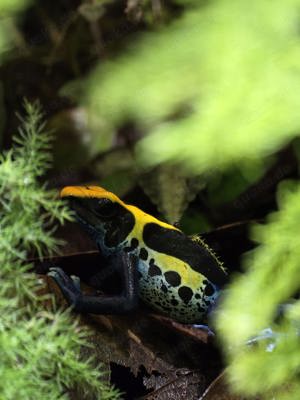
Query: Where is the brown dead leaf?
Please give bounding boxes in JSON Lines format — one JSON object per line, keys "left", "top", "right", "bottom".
{"left": 149, "top": 313, "right": 215, "bottom": 344}
{"left": 140, "top": 369, "right": 205, "bottom": 400}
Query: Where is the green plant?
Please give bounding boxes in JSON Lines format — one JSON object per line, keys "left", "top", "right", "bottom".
{"left": 0, "top": 100, "right": 120, "bottom": 400}
{"left": 0, "top": 0, "right": 30, "bottom": 57}
{"left": 215, "top": 182, "right": 300, "bottom": 400}
{"left": 85, "top": 0, "right": 300, "bottom": 175}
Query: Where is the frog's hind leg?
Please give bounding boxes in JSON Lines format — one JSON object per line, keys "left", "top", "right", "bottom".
{"left": 48, "top": 253, "right": 139, "bottom": 314}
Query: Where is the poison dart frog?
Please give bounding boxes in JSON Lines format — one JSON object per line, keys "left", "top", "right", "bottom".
{"left": 49, "top": 185, "right": 227, "bottom": 324}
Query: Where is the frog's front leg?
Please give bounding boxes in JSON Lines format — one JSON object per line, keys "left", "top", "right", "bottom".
{"left": 48, "top": 252, "right": 139, "bottom": 314}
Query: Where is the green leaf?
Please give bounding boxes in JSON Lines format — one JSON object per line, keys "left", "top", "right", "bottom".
{"left": 216, "top": 184, "right": 300, "bottom": 399}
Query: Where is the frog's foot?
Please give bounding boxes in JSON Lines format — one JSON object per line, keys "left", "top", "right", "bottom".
{"left": 47, "top": 254, "right": 139, "bottom": 315}
{"left": 48, "top": 267, "right": 82, "bottom": 308}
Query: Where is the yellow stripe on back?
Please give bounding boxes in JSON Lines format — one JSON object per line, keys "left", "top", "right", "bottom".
{"left": 126, "top": 204, "right": 179, "bottom": 234}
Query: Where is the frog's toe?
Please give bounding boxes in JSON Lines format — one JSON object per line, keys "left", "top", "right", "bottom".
{"left": 47, "top": 267, "right": 66, "bottom": 281}
{"left": 70, "top": 274, "right": 81, "bottom": 291}
{"left": 48, "top": 267, "right": 81, "bottom": 305}
{"left": 48, "top": 267, "right": 70, "bottom": 286}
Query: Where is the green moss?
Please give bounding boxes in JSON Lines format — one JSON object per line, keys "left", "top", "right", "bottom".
{"left": 0, "top": 101, "right": 120, "bottom": 400}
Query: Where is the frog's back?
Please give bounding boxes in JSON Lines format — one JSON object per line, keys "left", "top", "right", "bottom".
{"left": 125, "top": 222, "right": 227, "bottom": 323}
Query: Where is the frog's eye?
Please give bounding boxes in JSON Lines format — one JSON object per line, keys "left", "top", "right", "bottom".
{"left": 94, "top": 199, "right": 117, "bottom": 218}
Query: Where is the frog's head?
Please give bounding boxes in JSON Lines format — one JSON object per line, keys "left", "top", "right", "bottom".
{"left": 60, "top": 186, "right": 135, "bottom": 251}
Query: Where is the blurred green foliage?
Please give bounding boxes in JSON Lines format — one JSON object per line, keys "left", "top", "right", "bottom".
{"left": 139, "top": 164, "right": 205, "bottom": 224}
{"left": 0, "top": 0, "right": 29, "bottom": 15}
{"left": 85, "top": 0, "right": 300, "bottom": 173}
{"left": 216, "top": 182, "right": 300, "bottom": 399}
{"left": 0, "top": 101, "right": 120, "bottom": 399}
{"left": 0, "top": 0, "right": 30, "bottom": 145}
{"left": 0, "top": 0, "right": 29, "bottom": 54}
